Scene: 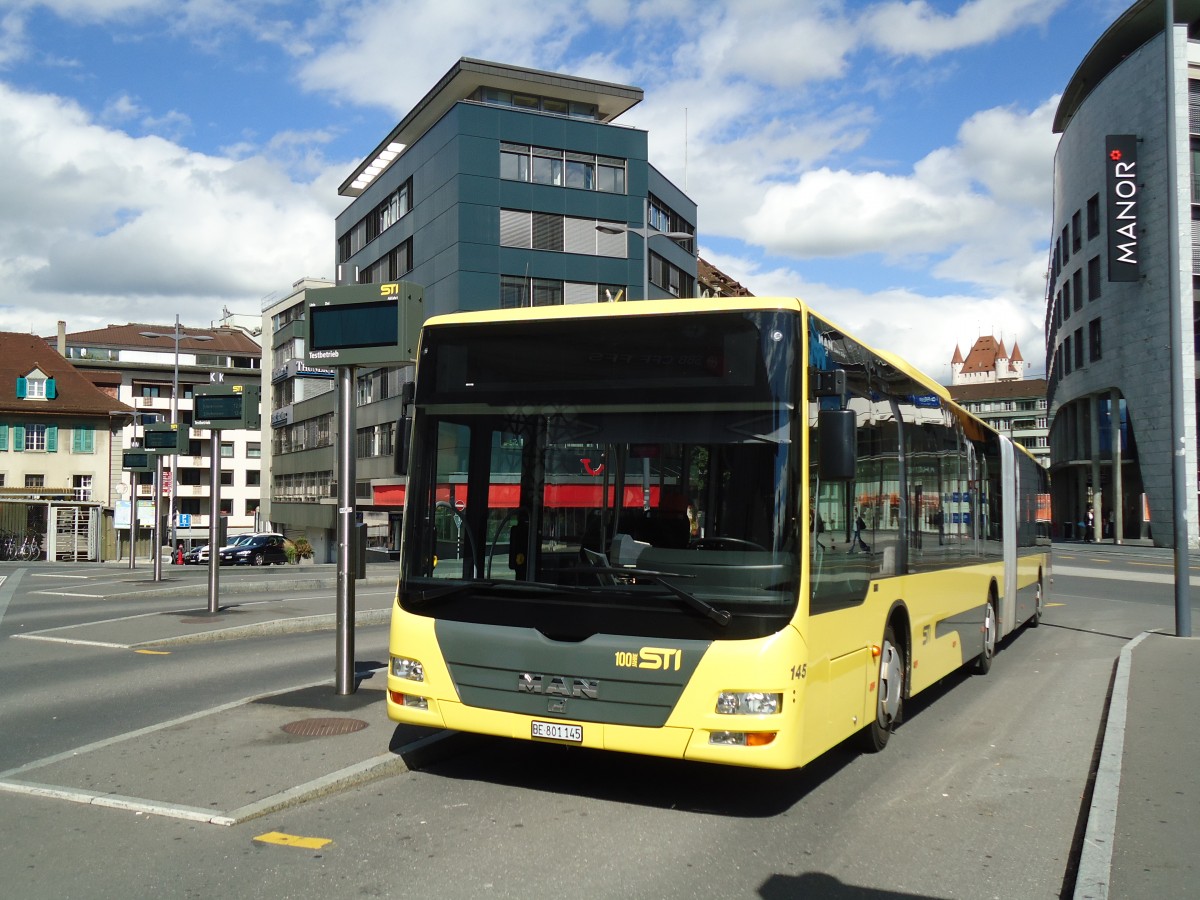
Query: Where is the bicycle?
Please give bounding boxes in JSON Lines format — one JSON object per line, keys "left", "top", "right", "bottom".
{"left": 16, "top": 533, "right": 42, "bottom": 561}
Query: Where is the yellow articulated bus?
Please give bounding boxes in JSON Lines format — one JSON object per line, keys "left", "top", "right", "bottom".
{"left": 386, "top": 298, "right": 1050, "bottom": 770}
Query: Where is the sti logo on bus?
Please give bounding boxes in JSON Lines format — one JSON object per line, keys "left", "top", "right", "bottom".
{"left": 614, "top": 647, "right": 682, "bottom": 670}
{"left": 380, "top": 283, "right": 399, "bottom": 296}
{"left": 1105, "top": 134, "right": 1139, "bottom": 283}
{"left": 517, "top": 673, "right": 599, "bottom": 699}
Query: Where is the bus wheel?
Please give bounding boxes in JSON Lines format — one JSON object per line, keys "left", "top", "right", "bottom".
{"left": 974, "top": 596, "right": 997, "bottom": 674}
{"left": 1029, "top": 578, "right": 1043, "bottom": 628}
{"left": 862, "top": 623, "right": 904, "bottom": 753}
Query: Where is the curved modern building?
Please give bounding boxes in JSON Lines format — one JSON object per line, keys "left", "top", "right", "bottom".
{"left": 1047, "top": 0, "right": 1200, "bottom": 546}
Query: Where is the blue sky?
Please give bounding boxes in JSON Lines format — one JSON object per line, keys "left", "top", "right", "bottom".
{"left": 0, "top": 0, "right": 1132, "bottom": 381}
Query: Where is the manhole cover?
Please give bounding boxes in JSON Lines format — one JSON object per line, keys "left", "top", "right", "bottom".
{"left": 281, "top": 717, "right": 369, "bottom": 737}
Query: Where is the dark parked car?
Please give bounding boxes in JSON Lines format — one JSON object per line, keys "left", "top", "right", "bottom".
{"left": 183, "top": 544, "right": 209, "bottom": 565}
{"left": 219, "top": 533, "right": 289, "bottom": 566}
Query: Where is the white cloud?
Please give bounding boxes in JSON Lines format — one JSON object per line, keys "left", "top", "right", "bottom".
{"left": 293, "top": 0, "right": 590, "bottom": 117}
{"left": 741, "top": 98, "right": 1057, "bottom": 272}
{"left": 700, "top": 249, "right": 1045, "bottom": 383}
{"left": 0, "top": 82, "right": 341, "bottom": 336}
{"left": 863, "top": 0, "right": 1067, "bottom": 59}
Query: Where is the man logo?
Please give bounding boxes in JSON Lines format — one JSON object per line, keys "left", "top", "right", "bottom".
{"left": 517, "top": 673, "right": 599, "bottom": 699}
{"left": 380, "top": 283, "right": 400, "bottom": 296}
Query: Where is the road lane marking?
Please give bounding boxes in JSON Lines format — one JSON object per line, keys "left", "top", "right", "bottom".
{"left": 1052, "top": 564, "right": 1200, "bottom": 587}
{"left": 254, "top": 831, "right": 332, "bottom": 849}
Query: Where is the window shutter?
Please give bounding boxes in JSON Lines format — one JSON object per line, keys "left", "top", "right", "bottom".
{"left": 16, "top": 377, "right": 26, "bottom": 399}
{"left": 13, "top": 425, "right": 24, "bottom": 451}
{"left": 532, "top": 212, "right": 564, "bottom": 251}
{"left": 499, "top": 209, "right": 531, "bottom": 248}
{"left": 46, "top": 425, "right": 58, "bottom": 453}
{"left": 46, "top": 378, "right": 56, "bottom": 399}
{"left": 73, "top": 425, "right": 95, "bottom": 454}
{"left": 0, "top": 425, "right": 6, "bottom": 451}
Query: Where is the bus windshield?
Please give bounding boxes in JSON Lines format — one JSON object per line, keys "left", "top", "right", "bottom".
{"left": 398, "top": 310, "right": 802, "bottom": 641}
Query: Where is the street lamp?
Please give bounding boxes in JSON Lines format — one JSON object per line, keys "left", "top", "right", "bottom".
{"left": 596, "top": 197, "right": 694, "bottom": 301}
{"left": 139, "top": 316, "right": 214, "bottom": 562}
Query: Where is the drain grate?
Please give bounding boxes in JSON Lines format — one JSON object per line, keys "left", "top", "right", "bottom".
{"left": 281, "top": 717, "right": 369, "bottom": 737}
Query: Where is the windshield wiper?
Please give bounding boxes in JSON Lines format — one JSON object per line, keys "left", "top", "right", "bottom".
{"left": 580, "top": 567, "right": 732, "bottom": 626}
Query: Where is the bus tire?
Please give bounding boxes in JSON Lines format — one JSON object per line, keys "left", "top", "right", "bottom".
{"left": 974, "top": 594, "right": 997, "bottom": 675}
{"left": 862, "top": 623, "right": 904, "bottom": 753}
{"left": 1028, "top": 577, "right": 1043, "bottom": 628}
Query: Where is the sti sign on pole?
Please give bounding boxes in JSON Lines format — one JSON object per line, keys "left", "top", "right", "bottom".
{"left": 304, "top": 282, "right": 424, "bottom": 367}
{"left": 303, "top": 281, "right": 424, "bottom": 697}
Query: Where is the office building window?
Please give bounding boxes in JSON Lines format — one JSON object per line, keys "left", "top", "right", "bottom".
{"left": 532, "top": 212, "right": 564, "bottom": 251}
{"left": 1089, "top": 318, "right": 1102, "bottom": 362}
{"left": 565, "top": 152, "right": 594, "bottom": 190}
{"left": 1071, "top": 210, "right": 1081, "bottom": 253}
{"left": 1073, "top": 269, "right": 1082, "bottom": 311}
{"left": 500, "top": 144, "right": 625, "bottom": 194}
{"left": 532, "top": 147, "right": 563, "bottom": 186}
{"left": 597, "top": 157, "right": 626, "bottom": 193}
{"left": 501, "top": 142, "right": 531, "bottom": 181}
{"left": 1074, "top": 327, "right": 1084, "bottom": 369}
{"left": 501, "top": 275, "right": 529, "bottom": 309}
{"left": 532, "top": 278, "right": 564, "bottom": 306}
{"left": 1088, "top": 256, "right": 1101, "bottom": 301}
{"left": 1087, "top": 194, "right": 1100, "bottom": 239}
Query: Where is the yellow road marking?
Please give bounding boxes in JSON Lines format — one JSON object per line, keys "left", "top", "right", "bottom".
{"left": 134, "top": 649, "right": 170, "bottom": 655}
{"left": 1046, "top": 602, "right": 1066, "bottom": 607}
{"left": 1128, "top": 561, "right": 1200, "bottom": 572}
{"left": 253, "top": 832, "right": 332, "bottom": 850}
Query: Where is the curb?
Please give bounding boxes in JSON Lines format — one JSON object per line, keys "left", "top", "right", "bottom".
{"left": 1073, "top": 631, "right": 1149, "bottom": 900}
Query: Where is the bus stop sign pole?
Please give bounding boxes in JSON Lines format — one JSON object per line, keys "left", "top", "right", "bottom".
{"left": 336, "top": 364, "right": 357, "bottom": 695}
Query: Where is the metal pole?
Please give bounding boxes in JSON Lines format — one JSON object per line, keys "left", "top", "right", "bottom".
{"left": 169, "top": 315, "right": 180, "bottom": 563}
{"left": 207, "top": 430, "right": 220, "bottom": 615}
{"left": 128, "top": 469, "right": 136, "bottom": 571}
{"left": 1111, "top": 388, "right": 1123, "bottom": 544}
{"left": 1165, "top": 0, "right": 1192, "bottom": 636}
{"left": 152, "top": 454, "right": 163, "bottom": 581}
{"left": 335, "top": 365, "right": 357, "bottom": 694}
{"left": 642, "top": 197, "right": 650, "bottom": 302}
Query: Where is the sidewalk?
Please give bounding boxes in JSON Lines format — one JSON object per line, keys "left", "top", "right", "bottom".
{"left": 0, "top": 565, "right": 467, "bottom": 825}
{"left": 1074, "top": 631, "right": 1200, "bottom": 899}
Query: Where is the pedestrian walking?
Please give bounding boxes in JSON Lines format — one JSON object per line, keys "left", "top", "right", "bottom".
{"left": 851, "top": 507, "right": 870, "bottom": 553}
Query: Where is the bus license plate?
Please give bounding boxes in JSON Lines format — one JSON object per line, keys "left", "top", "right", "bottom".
{"left": 531, "top": 720, "right": 582, "bottom": 743}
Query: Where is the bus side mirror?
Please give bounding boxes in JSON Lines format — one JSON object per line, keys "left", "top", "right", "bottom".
{"left": 394, "top": 382, "right": 415, "bottom": 476}
{"left": 818, "top": 408, "right": 856, "bottom": 480}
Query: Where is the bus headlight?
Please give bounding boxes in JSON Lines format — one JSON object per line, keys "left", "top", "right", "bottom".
{"left": 389, "top": 691, "right": 429, "bottom": 710}
{"left": 715, "top": 691, "right": 782, "bottom": 715}
{"left": 391, "top": 656, "right": 425, "bottom": 682}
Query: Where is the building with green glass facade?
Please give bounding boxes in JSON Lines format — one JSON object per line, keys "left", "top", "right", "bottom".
{"left": 265, "top": 58, "right": 698, "bottom": 560}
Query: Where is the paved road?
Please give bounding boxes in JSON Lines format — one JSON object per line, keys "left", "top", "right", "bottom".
{"left": 0, "top": 550, "right": 1188, "bottom": 898}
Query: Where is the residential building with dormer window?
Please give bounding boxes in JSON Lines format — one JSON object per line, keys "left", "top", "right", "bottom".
{"left": 0, "top": 331, "right": 134, "bottom": 559}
